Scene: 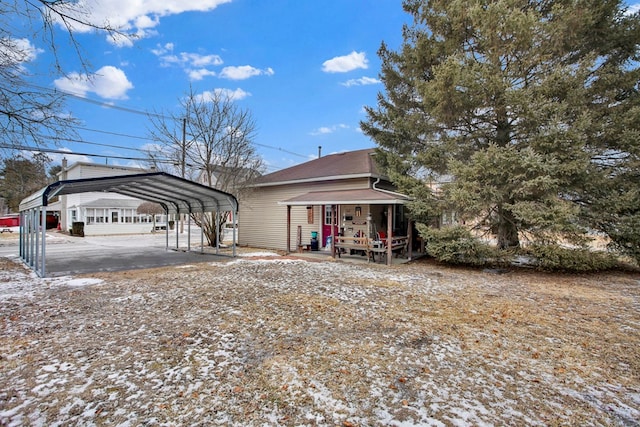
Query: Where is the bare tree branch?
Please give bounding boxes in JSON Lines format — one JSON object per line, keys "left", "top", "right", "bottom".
{"left": 0, "top": 0, "right": 132, "bottom": 155}
{"left": 148, "top": 87, "right": 264, "bottom": 246}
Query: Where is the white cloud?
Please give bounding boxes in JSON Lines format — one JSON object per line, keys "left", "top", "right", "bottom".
{"left": 195, "top": 88, "right": 251, "bottom": 103}
{"left": 0, "top": 38, "right": 43, "bottom": 65}
{"left": 50, "top": 148, "right": 92, "bottom": 165}
{"left": 53, "top": 65, "right": 134, "bottom": 100}
{"left": 188, "top": 68, "right": 217, "bottom": 81}
{"left": 322, "top": 51, "right": 368, "bottom": 73}
{"left": 219, "top": 65, "right": 275, "bottom": 80}
{"left": 153, "top": 46, "right": 223, "bottom": 68}
{"left": 152, "top": 43, "right": 224, "bottom": 81}
{"left": 183, "top": 52, "right": 224, "bottom": 67}
{"left": 151, "top": 42, "right": 174, "bottom": 56}
{"left": 341, "top": 76, "right": 381, "bottom": 87}
{"left": 54, "top": 0, "right": 233, "bottom": 45}
{"left": 626, "top": 3, "right": 640, "bottom": 14}
{"left": 310, "top": 124, "right": 349, "bottom": 136}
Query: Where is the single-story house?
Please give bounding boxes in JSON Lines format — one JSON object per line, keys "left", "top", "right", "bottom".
{"left": 238, "top": 148, "right": 414, "bottom": 262}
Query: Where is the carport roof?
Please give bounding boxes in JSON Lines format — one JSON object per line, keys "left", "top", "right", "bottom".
{"left": 19, "top": 172, "right": 238, "bottom": 214}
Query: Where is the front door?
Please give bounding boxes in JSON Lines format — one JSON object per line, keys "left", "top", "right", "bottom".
{"left": 322, "top": 205, "right": 338, "bottom": 248}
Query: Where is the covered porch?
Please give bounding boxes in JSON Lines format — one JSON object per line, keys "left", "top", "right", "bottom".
{"left": 279, "top": 188, "right": 415, "bottom": 266}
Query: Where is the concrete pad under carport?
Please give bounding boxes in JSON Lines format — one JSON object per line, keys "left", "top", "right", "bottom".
{"left": 28, "top": 232, "right": 230, "bottom": 277}
{"left": 44, "top": 246, "right": 228, "bottom": 277}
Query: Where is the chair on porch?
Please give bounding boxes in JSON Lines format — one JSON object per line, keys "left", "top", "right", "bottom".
{"left": 375, "top": 230, "right": 408, "bottom": 262}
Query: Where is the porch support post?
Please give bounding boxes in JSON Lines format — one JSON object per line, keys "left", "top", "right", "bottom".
{"left": 286, "top": 205, "right": 291, "bottom": 253}
{"left": 407, "top": 217, "right": 413, "bottom": 261}
{"left": 386, "top": 204, "right": 393, "bottom": 266}
{"left": 331, "top": 205, "right": 336, "bottom": 258}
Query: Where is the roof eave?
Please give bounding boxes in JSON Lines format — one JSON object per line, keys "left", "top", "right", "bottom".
{"left": 252, "top": 173, "right": 386, "bottom": 188}
{"left": 278, "top": 199, "right": 409, "bottom": 206}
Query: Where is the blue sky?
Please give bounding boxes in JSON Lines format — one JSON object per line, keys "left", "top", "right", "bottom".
{"left": 15, "top": 0, "right": 640, "bottom": 173}
{"left": 18, "top": 0, "right": 410, "bottom": 172}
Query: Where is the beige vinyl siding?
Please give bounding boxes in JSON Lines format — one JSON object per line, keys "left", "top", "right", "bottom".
{"left": 239, "top": 178, "right": 371, "bottom": 251}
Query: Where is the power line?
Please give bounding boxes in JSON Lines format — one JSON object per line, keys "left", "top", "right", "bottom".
{"left": 253, "top": 142, "right": 307, "bottom": 159}
{"left": 21, "top": 83, "right": 310, "bottom": 160}
{"left": 22, "top": 82, "right": 168, "bottom": 119}
{"left": 3, "top": 143, "right": 303, "bottom": 173}
{"left": 74, "top": 126, "right": 155, "bottom": 142}
{"left": 5, "top": 129, "right": 155, "bottom": 153}
{"left": 1, "top": 144, "right": 175, "bottom": 164}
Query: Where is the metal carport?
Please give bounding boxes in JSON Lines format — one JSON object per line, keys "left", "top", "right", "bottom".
{"left": 18, "top": 172, "right": 239, "bottom": 277}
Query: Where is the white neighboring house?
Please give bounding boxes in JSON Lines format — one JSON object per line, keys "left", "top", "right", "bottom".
{"left": 54, "top": 160, "right": 170, "bottom": 236}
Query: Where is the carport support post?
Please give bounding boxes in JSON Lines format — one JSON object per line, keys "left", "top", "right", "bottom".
{"left": 232, "top": 209, "right": 237, "bottom": 257}
{"left": 175, "top": 212, "right": 180, "bottom": 250}
{"left": 25, "top": 210, "right": 29, "bottom": 265}
{"left": 34, "top": 209, "right": 38, "bottom": 269}
{"left": 19, "top": 211, "right": 24, "bottom": 258}
{"left": 201, "top": 213, "right": 205, "bottom": 254}
{"left": 187, "top": 211, "right": 192, "bottom": 252}
{"left": 215, "top": 209, "right": 219, "bottom": 255}
{"left": 30, "top": 209, "right": 36, "bottom": 267}
{"left": 164, "top": 210, "right": 169, "bottom": 250}
{"left": 24, "top": 210, "right": 29, "bottom": 265}
{"left": 40, "top": 206, "right": 46, "bottom": 277}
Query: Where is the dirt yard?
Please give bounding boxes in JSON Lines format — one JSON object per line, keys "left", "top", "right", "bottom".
{"left": 1, "top": 253, "right": 639, "bottom": 426}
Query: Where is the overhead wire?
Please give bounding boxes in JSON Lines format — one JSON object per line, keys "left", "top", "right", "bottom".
{"left": 18, "top": 82, "right": 311, "bottom": 169}
{"left": 5, "top": 129, "right": 154, "bottom": 153}
{"left": 0, "top": 143, "right": 176, "bottom": 164}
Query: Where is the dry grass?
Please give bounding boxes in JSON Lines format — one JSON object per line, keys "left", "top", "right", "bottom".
{"left": 0, "top": 255, "right": 639, "bottom": 426}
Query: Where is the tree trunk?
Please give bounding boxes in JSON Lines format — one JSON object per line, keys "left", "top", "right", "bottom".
{"left": 496, "top": 206, "right": 519, "bottom": 249}
{"left": 192, "top": 212, "right": 218, "bottom": 247}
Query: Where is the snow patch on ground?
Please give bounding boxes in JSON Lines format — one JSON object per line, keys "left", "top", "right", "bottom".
{"left": 237, "top": 251, "right": 281, "bottom": 258}
{"left": 0, "top": 256, "right": 103, "bottom": 301}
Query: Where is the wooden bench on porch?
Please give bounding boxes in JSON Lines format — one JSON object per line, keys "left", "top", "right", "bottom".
{"left": 334, "top": 235, "right": 372, "bottom": 258}
{"left": 334, "top": 235, "right": 409, "bottom": 263}
{"left": 369, "top": 236, "right": 409, "bottom": 262}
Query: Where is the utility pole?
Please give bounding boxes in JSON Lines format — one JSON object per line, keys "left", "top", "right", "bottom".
{"left": 181, "top": 117, "right": 187, "bottom": 178}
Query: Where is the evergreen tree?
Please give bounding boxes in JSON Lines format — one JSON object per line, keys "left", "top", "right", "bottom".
{"left": 0, "top": 154, "right": 49, "bottom": 211}
{"left": 362, "top": 0, "right": 640, "bottom": 254}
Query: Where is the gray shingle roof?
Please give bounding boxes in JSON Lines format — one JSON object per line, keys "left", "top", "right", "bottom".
{"left": 253, "top": 148, "right": 382, "bottom": 186}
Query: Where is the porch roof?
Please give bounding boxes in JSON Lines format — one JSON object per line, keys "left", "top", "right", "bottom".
{"left": 278, "top": 188, "right": 411, "bottom": 206}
